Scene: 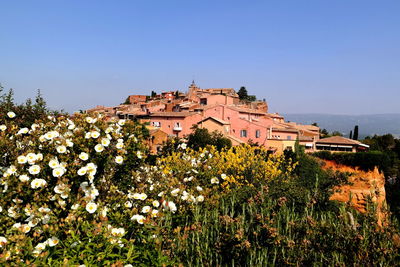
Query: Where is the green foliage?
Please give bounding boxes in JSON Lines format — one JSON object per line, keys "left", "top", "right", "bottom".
{"left": 313, "top": 150, "right": 391, "bottom": 174}
{"left": 353, "top": 125, "right": 359, "bottom": 140}
{"left": 238, "top": 86, "right": 248, "bottom": 100}
{"left": 1, "top": 90, "right": 400, "bottom": 265}
{"left": 187, "top": 127, "right": 232, "bottom": 151}
{"left": 123, "top": 96, "right": 131, "bottom": 104}
{"left": 237, "top": 86, "right": 257, "bottom": 102}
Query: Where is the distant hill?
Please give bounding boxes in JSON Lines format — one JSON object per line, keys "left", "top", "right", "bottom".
{"left": 283, "top": 113, "right": 400, "bottom": 139}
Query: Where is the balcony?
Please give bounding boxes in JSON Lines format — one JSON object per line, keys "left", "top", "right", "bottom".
{"left": 173, "top": 126, "right": 182, "bottom": 131}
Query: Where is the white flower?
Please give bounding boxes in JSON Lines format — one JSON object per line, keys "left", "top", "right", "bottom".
{"left": 196, "top": 195, "right": 205, "bottom": 202}
{"left": 56, "top": 145, "right": 67, "bottom": 154}
{"left": 36, "top": 153, "right": 43, "bottom": 161}
{"left": 47, "top": 236, "right": 59, "bottom": 247}
{"left": 166, "top": 201, "right": 177, "bottom": 213}
{"left": 21, "top": 224, "right": 31, "bottom": 233}
{"left": 17, "top": 127, "right": 29, "bottom": 135}
{"left": 211, "top": 177, "right": 219, "bottom": 184}
{"left": 0, "top": 236, "right": 7, "bottom": 247}
{"left": 179, "top": 143, "right": 187, "bottom": 150}
{"left": 139, "top": 193, "right": 147, "bottom": 200}
{"left": 151, "top": 209, "right": 159, "bottom": 217}
{"left": 196, "top": 186, "right": 203, "bottom": 192}
{"left": 54, "top": 184, "right": 64, "bottom": 194}
{"left": 116, "top": 142, "right": 124, "bottom": 149}
{"left": 0, "top": 125, "right": 6, "bottom": 131}
{"left": 31, "top": 178, "right": 47, "bottom": 189}
{"left": 221, "top": 174, "right": 227, "bottom": 180}
{"left": 66, "top": 139, "right": 74, "bottom": 147}
{"left": 115, "top": 156, "right": 124, "bottom": 164}
{"left": 111, "top": 228, "right": 125, "bottom": 237}
{"left": 131, "top": 214, "right": 145, "bottom": 224}
{"left": 171, "top": 188, "right": 180, "bottom": 197}
{"left": 101, "top": 138, "right": 110, "bottom": 147}
{"left": 35, "top": 242, "right": 47, "bottom": 251}
{"left": 85, "top": 117, "right": 94, "bottom": 123}
{"left": 136, "top": 151, "right": 142, "bottom": 159}
{"left": 86, "top": 202, "right": 97, "bottom": 214}
{"left": 19, "top": 174, "right": 30, "bottom": 182}
{"left": 52, "top": 167, "right": 65, "bottom": 177}
{"left": 94, "top": 144, "right": 104, "bottom": 153}
{"left": 101, "top": 207, "right": 108, "bottom": 217}
{"left": 118, "top": 119, "right": 126, "bottom": 126}
{"left": 141, "top": 206, "right": 151, "bottom": 213}
{"left": 79, "top": 152, "right": 89, "bottom": 161}
{"left": 105, "top": 127, "right": 113, "bottom": 134}
{"left": 152, "top": 200, "right": 160, "bottom": 208}
{"left": 49, "top": 159, "right": 60, "bottom": 169}
{"left": 17, "top": 155, "right": 27, "bottom": 164}
{"left": 27, "top": 153, "right": 38, "bottom": 164}
{"left": 91, "top": 131, "right": 100, "bottom": 139}
{"left": 77, "top": 167, "right": 87, "bottom": 176}
{"left": 7, "top": 111, "right": 16, "bottom": 118}
{"left": 71, "top": 204, "right": 80, "bottom": 210}
{"left": 28, "top": 165, "right": 41, "bottom": 175}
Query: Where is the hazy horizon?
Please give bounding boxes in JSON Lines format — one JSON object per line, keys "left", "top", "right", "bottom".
{"left": 1, "top": 1, "right": 399, "bottom": 114}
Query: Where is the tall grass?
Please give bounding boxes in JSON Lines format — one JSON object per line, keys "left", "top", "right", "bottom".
{"left": 158, "top": 181, "right": 400, "bottom": 266}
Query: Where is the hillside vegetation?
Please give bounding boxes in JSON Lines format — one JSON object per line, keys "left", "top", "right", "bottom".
{"left": 1, "top": 91, "right": 400, "bottom": 265}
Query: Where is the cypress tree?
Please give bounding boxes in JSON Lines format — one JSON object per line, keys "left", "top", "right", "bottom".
{"left": 353, "top": 125, "right": 359, "bottom": 140}
{"left": 349, "top": 130, "right": 353, "bottom": 139}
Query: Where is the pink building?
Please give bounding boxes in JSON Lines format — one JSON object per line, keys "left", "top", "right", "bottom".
{"left": 88, "top": 82, "right": 319, "bottom": 152}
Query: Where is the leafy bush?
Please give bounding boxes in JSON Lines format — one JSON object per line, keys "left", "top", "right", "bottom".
{"left": 0, "top": 108, "right": 399, "bottom": 265}
{"left": 313, "top": 151, "right": 391, "bottom": 174}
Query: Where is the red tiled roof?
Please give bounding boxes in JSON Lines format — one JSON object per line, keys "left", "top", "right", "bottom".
{"left": 198, "top": 117, "right": 230, "bottom": 125}
{"left": 227, "top": 106, "right": 267, "bottom": 115}
{"left": 148, "top": 112, "right": 200, "bottom": 117}
{"left": 316, "top": 136, "right": 363, "bottom": 145}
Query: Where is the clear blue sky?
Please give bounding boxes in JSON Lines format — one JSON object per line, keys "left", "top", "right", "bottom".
{"left": 1, "top": 0, "right": 399, "bottom": 114}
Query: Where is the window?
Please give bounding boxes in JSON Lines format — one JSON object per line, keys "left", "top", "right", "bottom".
{"left": 240, "top": 130, "right": 247, "bottom": 137}
{"left": 152, "top": 121, "right": 161, "bottom": 127}
{"left": 287, "top": 135, "right": 291, "bottom": 140}
{"left": 255, "top": 130, "right": 261, "bottom": 138}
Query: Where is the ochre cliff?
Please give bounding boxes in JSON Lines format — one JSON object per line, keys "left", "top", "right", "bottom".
{"left": 322, "top": 160, "right": 387, "bottom": 224}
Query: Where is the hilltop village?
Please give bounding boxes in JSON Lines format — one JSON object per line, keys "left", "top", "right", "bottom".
{"left": 88, "top": 82, "right": 369, "bottom": 153}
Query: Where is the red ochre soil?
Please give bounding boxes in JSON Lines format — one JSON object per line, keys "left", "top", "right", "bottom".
{"left": 322, "top": 160, "right": 387, "bottom": 225}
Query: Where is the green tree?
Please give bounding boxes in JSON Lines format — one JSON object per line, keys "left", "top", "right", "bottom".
{"left": 247, "top": 95, "right": 257, "bottom": 101}
{"left": 238, "top": 86, "right": 248, "bottom": 100}
{"left": 187, "top": 127, "right": 232, "bottom": 151}
{"left": 349, "top": 130, "right": 353, "bottom": 139}
{"left": 34, "top": 89, "right": 48, "bottom": 114}
{"left": 331, "top": 131, "right": 343, "bottom": 137}
{"left": 151, "top": 90, "right": 157, "bottom": 98}
{"left": 3, "top": 88, "right": 15, "bottom": 110}
{"left": 353, "top": 125, "right": 359, "bottom": 140}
